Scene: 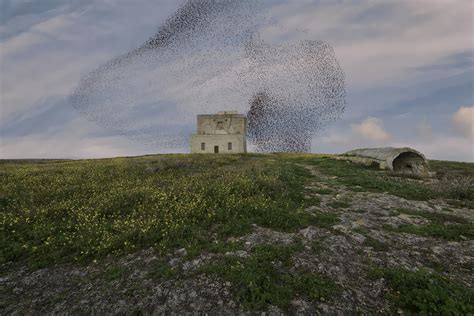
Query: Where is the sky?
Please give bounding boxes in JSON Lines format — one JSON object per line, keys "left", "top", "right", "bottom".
{"left": 0, "top": 0, "right": 473, "bottom": 161}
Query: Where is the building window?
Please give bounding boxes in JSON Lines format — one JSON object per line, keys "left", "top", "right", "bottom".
{"left": 228, "top": 142, "right": 232, "bottom": 150}
{"left": 201, "top": 142, "right": 205, "bottom": 150}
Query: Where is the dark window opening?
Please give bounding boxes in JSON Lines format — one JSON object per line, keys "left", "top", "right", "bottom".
{"left": 228, "top": 142, "right": 232, "bottom": 150}
{"left": 392, "top": 152, "right": 425, "bottom": 174}
{"left": 201, "top": 142, "right": 205, "bottom": 150}
{"left": 214, "top": 146, "right": 219, "bottom": 154}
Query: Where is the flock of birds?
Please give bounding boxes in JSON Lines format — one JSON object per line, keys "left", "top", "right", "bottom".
{"left": 71, "top": 0, "right": 346, "bottom": 152}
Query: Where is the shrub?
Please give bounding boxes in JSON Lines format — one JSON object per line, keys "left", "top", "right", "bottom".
{"left": 392, "top": 223, "right": 474, "bottom": 241}
{"left": 362, "top": 236, "right": 389, "bottom": 252}
{"left": 202, "top": 243, "right": 338, "bottom": 310}
{"left": 433, "top": 173, "right": 474, "bottom": 202}
{"left": 371, "top": 268, "right": 474, "bottom": 314}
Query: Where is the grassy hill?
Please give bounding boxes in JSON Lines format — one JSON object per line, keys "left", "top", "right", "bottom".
{"left": 1, "top": 154, "right": 473, "bottom": 314}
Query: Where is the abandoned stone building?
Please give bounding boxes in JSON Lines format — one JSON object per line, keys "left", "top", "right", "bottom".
{"left": 191, "top": 111, "right": 247, "bottom": 154}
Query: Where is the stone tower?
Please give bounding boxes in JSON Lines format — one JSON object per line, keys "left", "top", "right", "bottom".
{"left": 191, "top": 111, "right": 247, "bottom": 154}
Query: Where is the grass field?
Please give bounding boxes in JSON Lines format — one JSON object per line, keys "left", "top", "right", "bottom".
{"left": 1, "top": 154, "right": 318, "bottom": 266}
{"left": 1, "top": 153, "right": 473, "bottom": 313}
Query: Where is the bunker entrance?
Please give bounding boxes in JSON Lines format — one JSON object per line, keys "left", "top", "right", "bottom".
{"left": 392, "top": 152, "right": 426, "bottom": 174}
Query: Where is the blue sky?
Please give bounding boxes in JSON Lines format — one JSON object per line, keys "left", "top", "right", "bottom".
{"left": 1, "top": 0, "right": 473, "bottom": 161}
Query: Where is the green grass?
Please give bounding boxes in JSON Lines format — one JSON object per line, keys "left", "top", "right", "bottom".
{"left": 352, "top": 227, "right": 369, "bottom": 235}
{"left": 369, "top": 267, "right": 474, "bottom": 314}
{"left": 148, "top": 260, "right": 177, "bottom": 280}
{"left": 303, "top": 195, "right": 321, "bottom": 207}
{"left": 0, "top": 154, "right": 315, "bottom": 267}
{"left": 312, "top": 187, "right": 335, "bottom": 195}
{"left": 430, "top": 160, "right": 474, "bottom": 206}
{"left": 306, "top": 211, "right": 339, "bottom": 228}
{"left": 362, "top": 236, "right": 389, "bottom": 252}
{"left": 286, "top": 156, "right": 474, "bottom": 206}
{"left": 388, "top": 208, "right": 473, "bottom": 241}
{"left": 429, "top": 160, "right": 474, "bottom": 176}
{"left": 327, "top": 200, "right": 351, "bottom": 209}
{"left": 396, "top": 208, "right": 468, "bottom": 224}
{"left": 202, "top": 243, "right": 338, "bottom": 310}
{"left": 2, "top": 153, "right": 472, "bottom": 313}
{"left": 1, "top": 153, "right": 471, "bottom": 270}
{"left": 291, "top": 156, "right": 436, "bottom": 201}
{"left": 104, "top": 265, "right": 128, "bottom": 282}
{"left": 391, "top": 223, "right": 474, "bottom": 241}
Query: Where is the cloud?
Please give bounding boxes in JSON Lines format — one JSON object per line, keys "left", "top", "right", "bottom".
{"left": 0, "top": 0, "right": 180, "bottom": 123}
{"left": 390, "top": 136, "right": 473, "bottom": 162}
{"left": 1, "top": 0, "right": 473, "bottom": 160}
{"left": 351, "top": 117, "right": 391, "bottom": 142}
{"left": 0, "top": 134, "right": 136, "bottom": 159}
{"left": 313, "top": 114, "right": 474, "bottom": 162}
{"left": 415, "top": 118, "right": 434, "bottom": 140}
{"left": 0, "top": 116, "right": 186, "bottom": 159}
{"left": 262, "top": 0, "right": 474, "bottom": 90}
{"left": 452, "top": 106, "right": 474, "bottom": 138}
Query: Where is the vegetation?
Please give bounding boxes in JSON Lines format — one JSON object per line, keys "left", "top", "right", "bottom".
{"left": 387, "top": 208, "right": 474, "bottom": 241}
{"left": 327, "top": 199, "right": 351, "bottom": 209}
{"left": 202, "top": 243, "right": 338, "bottom": 310}
{"left": 312, "top": 187, "right": 335, "bottom": 195}
{"left": 362, "top": 236, "right": 389, "bottom": 252}
{"left": 430, "top": 160, "right": 474, "bottom": 207}
{"left": 283, "top": 155, "right": 437, "bottom": 200}
{"left": 104, "top": 265, "right": 128, "bottom": 282}
{"left": 285, "top": 155, "right": 474, "bottom": 204}
{"left": 396, "top": 208, "right": 468, "bottom": 224}
{"left": 0, "top": 154, "right": 319, "bottom": 267}
{"left": 2, "top": 154, "right": 472, "bottom": 267}
{"left": 370, "top": 267, "right": 474, "bottom": 314}
{"left": 1, "top": 153, "right": 472, "bottom": 313}
{"left": 388, "top": 223, "right": 474, "bottom": 241}
{"left": 148, "top": 260, "right": 177, "bottom": 281}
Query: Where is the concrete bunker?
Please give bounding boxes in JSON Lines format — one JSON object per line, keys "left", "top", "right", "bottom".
{"left": 336, "top": 147, "right": 429, "bottom": 176}
{"left": 392, "top": 151, "right": 426, "bottom": 174}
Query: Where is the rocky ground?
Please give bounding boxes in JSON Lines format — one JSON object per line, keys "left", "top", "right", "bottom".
{"left": 1, "top": 160, "right": 473, "bottom": 314}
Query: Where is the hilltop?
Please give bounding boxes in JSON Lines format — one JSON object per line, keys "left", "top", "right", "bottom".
{"left": 1, "top": 154, "right": 473, "bottom": 314}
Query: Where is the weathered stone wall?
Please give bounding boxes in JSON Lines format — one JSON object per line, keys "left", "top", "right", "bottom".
{"left": 191, "top": 134, "right": 246, "bottom": 154}
{"left": 196, "top": 113, "right": 246, "bottom": 135}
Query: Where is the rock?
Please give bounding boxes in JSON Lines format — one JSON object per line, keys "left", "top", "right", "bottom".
{"left": 351, "top": 233, "right": 367, "bottom": 244}
{"left": 175, "top": 248, "right": 187, "bottom": 257}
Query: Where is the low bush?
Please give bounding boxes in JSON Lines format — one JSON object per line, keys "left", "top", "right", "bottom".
{"left": 433, "top": 173, "right": 474, "bottom": 202}
{"left": 202, "top": 243, "right": 338, "bottom": 310}
{"left": 370, "top": 267, "right": 474, "bottom": 314}
{"left": 393, "top": 223, "right": 474, "bottom": 241}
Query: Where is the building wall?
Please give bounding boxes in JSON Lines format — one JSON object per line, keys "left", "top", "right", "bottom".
{"left": 191, "top": 112, "right": 247, "bottom": 154}
{"left": 197, "top": 114, "right": 246, "bottom": 135}
{"left": 191, "top": 134, "right": 246, "bottom": 154}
